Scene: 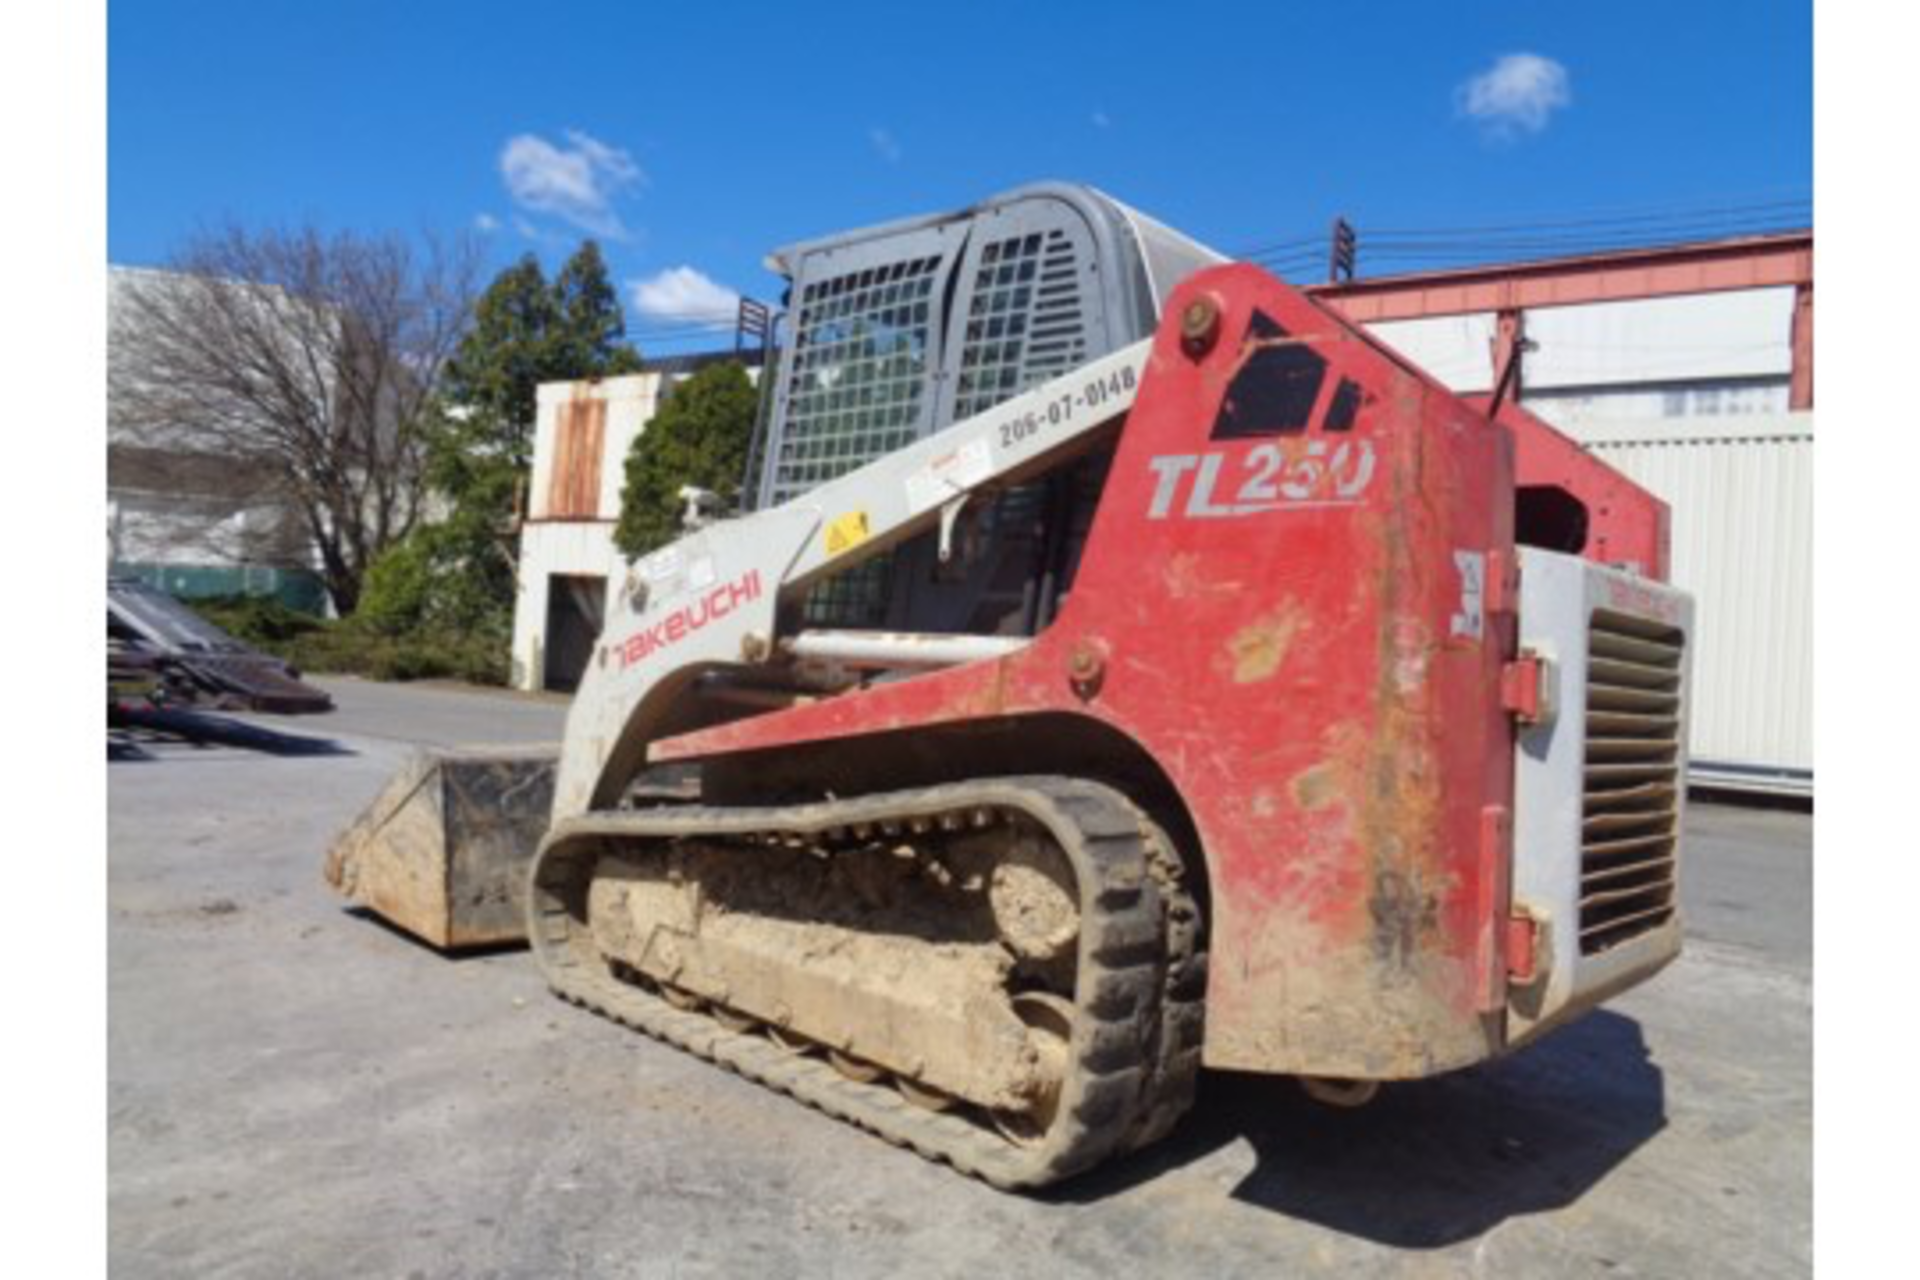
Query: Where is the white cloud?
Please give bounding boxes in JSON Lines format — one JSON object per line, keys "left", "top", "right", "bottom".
{"left": 473, "top": 212, "right": 500, "bottom": 233}
{"left": 868, "top": 126, "right": 902, "bottom": 164}
{"left": 499, "top": 129, "right": 642, "bottom": 238}
{"left": 628, "top": 266, "right": 740, "bottom": 325}
{"left": 1457, "top": 53, "right": 1571, "bottom": 139}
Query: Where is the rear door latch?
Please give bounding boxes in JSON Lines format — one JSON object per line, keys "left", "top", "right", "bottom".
{"left": 1502, "top": 650, "right": 1555, "bottom": 725}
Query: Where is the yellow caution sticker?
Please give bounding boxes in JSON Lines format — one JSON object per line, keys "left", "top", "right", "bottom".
{"left": 823, "top": 509, "right": 871, "bottom": 557}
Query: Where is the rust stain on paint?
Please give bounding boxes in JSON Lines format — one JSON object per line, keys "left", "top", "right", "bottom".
{"left": 1224, "top": 604, "right": 1306, "bottom": 684}
{"left": 1290, "top": 761, "right": 1342, "bottom": 811}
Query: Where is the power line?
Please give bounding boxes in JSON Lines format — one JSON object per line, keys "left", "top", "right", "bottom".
{"left": 1359, "top": 212, "right": 1811, "bottom": 252}
{"left": 1357, "top": 225, "right": 1810, "bottom": 261}
{"left": 1363, "top": 195, "right": 1809, "bottom": 239}
{"left": 1231, "top": 193, "right": 1810, "bottom": 280}
{"left": 1233, "top": 232, "right": 1325, "bottom": 260}
{"left": 625, "top": 320, "right": 741, "bottom": 343}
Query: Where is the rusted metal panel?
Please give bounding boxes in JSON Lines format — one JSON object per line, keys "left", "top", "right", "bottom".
{"left": 651, "top": 265, "right": 1520, "bottom": 1078}
{"left": 324, "top": 748, "right": 557, "bottom": 948}
{"left": 547, "top": 396, "right": 607, "bottom": 520}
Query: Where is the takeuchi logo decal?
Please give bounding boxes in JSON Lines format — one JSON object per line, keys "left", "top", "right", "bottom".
{"left": 615, "top": 570, "right": 763, "bottom": 669}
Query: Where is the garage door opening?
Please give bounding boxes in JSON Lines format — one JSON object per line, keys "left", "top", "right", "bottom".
{"left": 543, "top": 575, "right": 607, "bottom": 692}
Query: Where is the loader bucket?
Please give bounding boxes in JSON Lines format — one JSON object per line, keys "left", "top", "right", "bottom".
{"left": 324, "top": 747, "right": 557, "bottom": 949}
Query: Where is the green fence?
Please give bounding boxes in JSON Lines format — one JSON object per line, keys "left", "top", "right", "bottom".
{"left": 111, "top": 562, "right": 331, "bottom": 615}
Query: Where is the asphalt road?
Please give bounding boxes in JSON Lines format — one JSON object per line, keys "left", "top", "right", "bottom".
{"left": 109, "top": 677, "right": 1812, "bottom": 1278}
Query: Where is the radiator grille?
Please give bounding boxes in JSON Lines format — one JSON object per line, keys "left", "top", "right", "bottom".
{"left": 1579, "top": 608, "right": 1686, "bottom": 955}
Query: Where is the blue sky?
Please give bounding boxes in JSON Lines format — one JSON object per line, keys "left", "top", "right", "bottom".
{"left": 109, "top": 0, "right": 1811, "bottom": 351}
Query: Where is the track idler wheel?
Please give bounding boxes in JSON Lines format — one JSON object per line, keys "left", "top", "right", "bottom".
{"left": 991, "top": 991, "right": 1075, "bottom": 1145}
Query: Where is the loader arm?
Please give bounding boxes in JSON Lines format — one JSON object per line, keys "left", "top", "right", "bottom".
{"left": 553, "top": 340, "right": 1152, "bottom": 818}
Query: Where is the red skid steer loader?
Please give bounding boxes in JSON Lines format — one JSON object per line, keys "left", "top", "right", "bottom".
{"left": 328, "top": 184, "right": 1690, "bottom": 1188}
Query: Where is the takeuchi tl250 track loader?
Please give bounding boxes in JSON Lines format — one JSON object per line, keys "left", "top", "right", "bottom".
{"left": 327, "top": 184, "right": 1694, "bottom": 1188}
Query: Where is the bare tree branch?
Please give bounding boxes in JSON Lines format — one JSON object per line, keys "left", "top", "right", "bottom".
{"left": 109, "top": 224, "right": 481, "bottom": 612}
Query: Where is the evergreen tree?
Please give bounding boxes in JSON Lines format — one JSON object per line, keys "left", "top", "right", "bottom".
{"left": 552, "top": 242, "right": 644, "bottom": 382}
{"left": 615, "top": 361, "right": 760, "bottom": 559}
{"left": 429, "top": 242, "right": 641, "bottom": 481}
{"left": 361, "top": 241, "right": 644, "bottom": 656}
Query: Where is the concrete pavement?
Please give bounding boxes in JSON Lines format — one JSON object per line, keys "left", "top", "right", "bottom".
{"left": 109, "top": 677, "right": 1812, "bottom": 1278}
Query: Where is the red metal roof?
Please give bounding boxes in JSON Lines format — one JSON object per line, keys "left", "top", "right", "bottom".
{"left": 1307, "top": 231, "right": 1813, "bottom": 322}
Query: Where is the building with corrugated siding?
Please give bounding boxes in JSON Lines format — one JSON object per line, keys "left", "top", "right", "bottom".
{"left": 1313, "top": 231, "right": 1813, "bottom": 795}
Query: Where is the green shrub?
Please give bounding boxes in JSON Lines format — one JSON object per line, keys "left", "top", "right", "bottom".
{"left": 276, "top": 622, "right": 509, "bottom": 686}
{"left": 615, "top": 360, "right": 759, "bottom": 559}
{"left": 355, "top": 534, "right": 437, "bottom": 637}
{"left": 192, "top": 595, "right": 327, "bottom": 647}
{"left": 192, "top": 591, "right": 509, "bottom": 687}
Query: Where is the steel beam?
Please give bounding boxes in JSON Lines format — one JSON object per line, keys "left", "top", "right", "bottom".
{"left": 1309, "top": 233, "right": 1813, "bottom": 323}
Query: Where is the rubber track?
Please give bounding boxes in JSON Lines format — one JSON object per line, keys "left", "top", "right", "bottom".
{"left": 1126, "top": 817, "right": 1207, "bottom": 1151}
{"left": 527, "top": 776, "right": 1188, "bottom": 1189}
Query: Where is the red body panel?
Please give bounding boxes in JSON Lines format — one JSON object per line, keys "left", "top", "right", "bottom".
{"left": 1468, "top": 395, "right": 1671, "bottom": 582}
{"left": 650, "top": 267, "right": 1523, "bottom": 1079}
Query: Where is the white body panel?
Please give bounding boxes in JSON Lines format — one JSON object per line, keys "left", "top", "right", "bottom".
{"left": 1510, "top": 548, "right": 1695, "bottom": 1046}
{"left": 551, "top": 341, "right": 1151, "bottom": 818}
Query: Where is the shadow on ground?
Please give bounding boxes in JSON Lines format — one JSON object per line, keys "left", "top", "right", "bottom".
{"left": 108, "top": 708, "right": 352, "bottom": 760}
{"left": 342, "top": 906, "right": 531, "bottom": 960}
{"left": 1060, "top": 1009, "right": 1665, "bottom": 1248}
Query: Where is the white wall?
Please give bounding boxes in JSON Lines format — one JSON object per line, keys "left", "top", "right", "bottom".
{"left": 1522, "top": 288, "right": 1795, "bottom": 389}
{"left": 1366, "top": 313, "right": 1498, "bottom": 392}
{"left": 1521, "top": 381, "right": 1791, "bottom": 434}
{"left": 1579, "top": 413, "right": 1813, "bottom": 792}
{"left": 1360, "top": 286, "right": 1796, "bottom": 414}
{"left": 511, "top": 521, "right": 625, "bottom": 692}
{"left": 514, "top": 372, "right": 669, "bottom": 690}
{"left": 107, "top": 488, "right": 307, "bottom": 570}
